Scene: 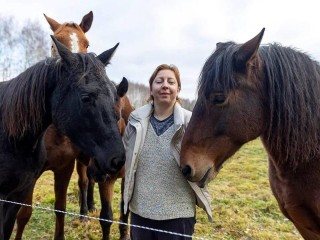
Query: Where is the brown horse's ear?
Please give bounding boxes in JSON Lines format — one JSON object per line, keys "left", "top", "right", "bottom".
{"left": 234, "top": 28, "right": 265, "bottom": 72}
{"left": 44, "top": 14, "right": 61, "bottom": 32}
{"left": 51, "top": 35, "right": 76, "bottom": 66}
{"left": 79, "top": 11, "right": 93, "bottom": 33}
{"left": 117, "top": 77, "right": 129, "bottom": 98}
{"left": 97, "top": 43, "right": 120, "bottom": 66}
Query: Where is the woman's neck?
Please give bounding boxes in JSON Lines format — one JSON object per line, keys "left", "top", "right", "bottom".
{"left": 153, "top": 102, "right": 175, "bottom": 121}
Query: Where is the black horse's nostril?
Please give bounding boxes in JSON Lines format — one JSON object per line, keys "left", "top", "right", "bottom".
{"left": 181, "top": 165, "right": 192, "bottom": 178}
{"left": 111, "top": 155, "right": 125, "bottom": 171}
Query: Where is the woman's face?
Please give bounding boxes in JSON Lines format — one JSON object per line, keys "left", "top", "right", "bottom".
{"left": 151, "top": 69, "right": 180, "bottom": 106}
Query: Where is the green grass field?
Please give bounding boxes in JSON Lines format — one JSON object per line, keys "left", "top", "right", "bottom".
{"left": 10, "top": 139, "right": 303, "bottom": 239}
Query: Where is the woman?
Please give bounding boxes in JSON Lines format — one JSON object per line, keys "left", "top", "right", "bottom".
{"left": 123, "top": 64, "right": 212, "bottom": 240}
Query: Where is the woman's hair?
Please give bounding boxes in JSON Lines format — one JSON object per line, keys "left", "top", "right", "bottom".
{"left": 147, "top": 64, "right": 182, "bottom": 103}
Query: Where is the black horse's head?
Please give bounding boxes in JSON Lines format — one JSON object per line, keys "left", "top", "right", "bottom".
{"left": 49, "top": 36, "right": 125, "bottom": 178}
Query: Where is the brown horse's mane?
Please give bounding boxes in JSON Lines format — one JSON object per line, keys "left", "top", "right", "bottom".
{"left": 199, "top": 42, "right": 320, "bottom": 167}
{"left": 55, "top": 22, "right": 84, "bottom": 35}
{"left": 1, "top": 59, "right": 55, "bottom": 139}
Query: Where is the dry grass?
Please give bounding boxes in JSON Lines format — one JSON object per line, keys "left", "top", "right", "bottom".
{"left": 10, "top": 139, "right": 303, "bottom": 240}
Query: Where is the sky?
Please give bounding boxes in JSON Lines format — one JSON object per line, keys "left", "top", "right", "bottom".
{"left": 1, "top": 0, "right": 319, "bottom": 100}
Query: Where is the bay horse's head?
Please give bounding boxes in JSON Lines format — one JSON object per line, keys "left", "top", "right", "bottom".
{"left": 114, "top": 77, "right": 135, "bottom": 136}
{"left": 180, "top": 28, "right": 267, "bottom": 187}
{"left": 50, "top": 36, "right": 125, "bottom": 177}
{"left": 44, "top": 11, "right": 93, "bottom": 56}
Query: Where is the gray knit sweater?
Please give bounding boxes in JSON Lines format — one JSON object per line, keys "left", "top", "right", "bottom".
{"left": 129, "top": 122, "right": 196, "bottom": 220}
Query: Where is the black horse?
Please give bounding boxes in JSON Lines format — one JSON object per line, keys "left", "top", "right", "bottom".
{"left": 0, "top": 36, "right": 125, "bottom": 240}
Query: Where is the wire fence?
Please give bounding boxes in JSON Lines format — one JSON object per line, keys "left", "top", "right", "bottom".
{"left": 0, "top": 198, "right": 209, "bottom": 240}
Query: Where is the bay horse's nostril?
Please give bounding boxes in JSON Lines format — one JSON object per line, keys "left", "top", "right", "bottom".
{"left": 181, "top": 165, "right": 193, "bottom": 178}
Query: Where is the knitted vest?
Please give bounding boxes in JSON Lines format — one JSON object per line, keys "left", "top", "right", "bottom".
{"left": 129, "top": 122, "right": 196, "bottom": 220}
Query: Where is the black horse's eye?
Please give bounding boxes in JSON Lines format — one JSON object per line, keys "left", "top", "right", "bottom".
{"left": 210, "top": 93, "right": 226, "bottom": 105}
{"left": 81, "top": 95, "right": 91, "bottom": 103}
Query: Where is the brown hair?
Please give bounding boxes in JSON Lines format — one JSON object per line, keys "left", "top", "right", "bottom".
{"left": 147, "top": 64, "right": 182, "bottom": 103}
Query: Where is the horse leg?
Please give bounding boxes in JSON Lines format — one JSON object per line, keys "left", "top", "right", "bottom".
{"left": 4, "top": 202, "right": 21, "bottom": 240}
{"left": 0, "top": 199, "right": 4, "bottom": 240}
{"left": 14, "top": 180, "right": 36, "bottom": 240}
{"left": 86, "top": 158, "right": 96, "bottom": 212}
{"left": 3, "top": 189, "right": 31, "bottom": 240}
{"left": 87, "top": 174, "right": 96, "bottom": 212}
{"left": 53, "top": 161, "right": 75, "bottom": 240}
{"left": 76, "top": 157, "right": 96, "bottom": 221}
{"left": 98, "top": 179, "right": 116, "bottom": 240}
{"left": 119, "top": 177, "right": 130, "bottom": 240}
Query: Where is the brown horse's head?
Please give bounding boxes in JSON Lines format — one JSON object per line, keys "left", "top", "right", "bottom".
{"left": 180, "top": 29, "right": 267, "bottom": 187}
{"left": 44, "top": 11, "right": 93, "bottom": 56}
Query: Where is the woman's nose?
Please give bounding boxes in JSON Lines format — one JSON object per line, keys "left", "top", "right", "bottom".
{"left": 162, "top": 81, "right": 169, "bottom": 88}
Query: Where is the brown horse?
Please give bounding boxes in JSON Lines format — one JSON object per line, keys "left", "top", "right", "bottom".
{"left": 14, "top": 12, "right": 131, "bottom": 240}
{"left": 180, "top": 28, "right": 320, "bottom": 239}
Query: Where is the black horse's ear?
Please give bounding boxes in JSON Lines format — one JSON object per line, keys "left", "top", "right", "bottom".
{"left": 97, "top": 43, "right": 120, "bottom": 66}
{"left": 50, "top": 35, "right": 76, "bottom": 66}
{"left": 117, "top": 77, "right": 129, "bottom": 98}
{"left": 234, "top": 28, "right": 265, "bottom": 72}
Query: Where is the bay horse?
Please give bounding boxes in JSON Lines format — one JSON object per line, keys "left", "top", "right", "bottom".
{"left": 180, "top": 28, "right": 320, "bottom": 239}
{"left": 15, "top": 12, "right": 131, "bottom": 240}
{"left": 0, "top": 36, "right": 125, "bottom": 240}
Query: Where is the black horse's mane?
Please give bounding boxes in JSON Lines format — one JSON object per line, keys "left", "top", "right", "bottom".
{"left": 199, "top": 42, "right": 320, "bottom": 167}
{"left": 1, "top": 53, "right": 105, "bottom": 140}
{"left": 1, "top": 59, "right": 53, "bottom": 139}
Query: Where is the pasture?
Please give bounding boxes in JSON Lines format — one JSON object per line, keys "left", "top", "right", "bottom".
{"left": 11, "top": 139, "right": 302, "bottom": 239}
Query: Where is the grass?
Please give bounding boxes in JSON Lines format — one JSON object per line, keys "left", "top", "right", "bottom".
{"left": 10, "top": 139, "right": 303, "bottom": 239}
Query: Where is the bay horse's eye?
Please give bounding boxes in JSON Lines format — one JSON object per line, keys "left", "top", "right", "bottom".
{"left": 211, "top": 93, "right": 226, "bottom": 105}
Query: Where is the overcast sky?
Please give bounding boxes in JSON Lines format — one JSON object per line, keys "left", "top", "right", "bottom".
{"left": 1, "top": 0, "right": 319, "bottom": 100}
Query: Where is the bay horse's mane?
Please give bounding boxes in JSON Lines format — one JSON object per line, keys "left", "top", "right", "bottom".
{"left": 1, "top": 53, "right": 106, "bottom": 140}
{"left": 199, "top": 42, "right": 320, "bottom": 167}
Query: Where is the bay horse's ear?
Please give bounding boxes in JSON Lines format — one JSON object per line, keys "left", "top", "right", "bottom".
{"left": 117, "top": 77, "right": 129, "bottom": 98}
{"left": 234, "top": 28, "right": 265, "bottom": 72}
{"left": 97, "top": 43, "right": 120, "bottom": 66}
{"left": 44, "top": 14, "right": 61, "bottom": 32}
{"left": 79, "top": 11, "right": 93, "bottom": 33}
{"left": 50, "top": 35, "right": 76, "bottom": 66}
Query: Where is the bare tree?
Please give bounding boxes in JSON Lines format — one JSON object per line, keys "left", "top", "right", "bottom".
{"left": 0, "top": 15, "right": 49, "bottom": 81}
{"left": 0, "top": 15, "right": 18, "bottom": 81}
{"left": 20, "top": 19, "right": 49, "bottom": 69}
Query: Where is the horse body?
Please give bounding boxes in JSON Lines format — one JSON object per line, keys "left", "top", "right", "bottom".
{"left": 15, "top": 12, "right": 132, "bottom": 240}
{"left": 15, "top": 12, "right": 93, "bottom": 240}
{"left": 0, "top": 37, "right": 125, "bottom": 240}
{"left": 180, "top": 29, "right": 320, "bottom": 239}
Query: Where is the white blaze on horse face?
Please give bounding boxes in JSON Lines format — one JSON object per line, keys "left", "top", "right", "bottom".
{"left": 69, "top": 32, "right": 80, "bottom": 53}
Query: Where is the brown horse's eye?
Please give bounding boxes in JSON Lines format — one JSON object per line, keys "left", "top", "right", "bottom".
{"left": 211, "top": 93, "right": 226, "bottom": 105}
